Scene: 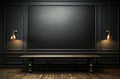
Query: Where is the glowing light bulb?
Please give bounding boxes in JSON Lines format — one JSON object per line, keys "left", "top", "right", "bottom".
{"left": 10, "top": 29, "right": 17, "bottom": 40}
{"left": 10, "top": 34, "right": 16, "bottom": 40}
{"left": 106, "top": 29, "right": 111, "bottom": 40}
{"left": 107, "top": 33, "right": 110, "bottom": 40}
{"left": 10, "top": 36, "right": 13, "bottom": 40}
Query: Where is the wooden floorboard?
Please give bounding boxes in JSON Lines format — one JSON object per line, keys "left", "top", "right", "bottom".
{"left": 0, "top": 68, "right": 120, "bottom": 79}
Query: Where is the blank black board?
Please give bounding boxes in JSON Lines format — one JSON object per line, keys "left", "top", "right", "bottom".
{"left": 28, "top": 5, "right": 95, "bottom": 50}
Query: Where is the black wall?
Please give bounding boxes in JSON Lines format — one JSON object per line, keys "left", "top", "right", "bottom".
{"left": 0, "top": 0, "right": 120, "bottom": 68}
{"left": 1, "top": 1, "right": 119, "bottom": 52}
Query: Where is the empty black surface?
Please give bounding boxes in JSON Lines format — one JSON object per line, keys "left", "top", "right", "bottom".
{"left": 28, "top": 5, "right": 95, "bottom": 50}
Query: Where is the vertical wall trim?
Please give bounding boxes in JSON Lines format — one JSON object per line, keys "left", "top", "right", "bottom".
{"left": 23, "top": 6, "right": 28, "bottom": 52}
{"left": 22, "top": 6, "right": 24, "bottom": 51}
{"left": 24, "top": 6, "right": 28, "bottom": 51}
{"left": 95, "top": 5, "right": 97, "bottom": 50}
{"left": 0, "top": 6, "right": 4, "bottom": 51}
{"left": 3, "top": 6, "right": 7, "bottom": 50}
{"left": 117, "top": 5, "right": 119, "bottom": 50}
{"left": 96, "top": 5, "right": 102, "bottom": 51}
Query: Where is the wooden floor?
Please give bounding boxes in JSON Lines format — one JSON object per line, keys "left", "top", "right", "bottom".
{"left": 0, "top": 68, "right": 120, "bottom": 79}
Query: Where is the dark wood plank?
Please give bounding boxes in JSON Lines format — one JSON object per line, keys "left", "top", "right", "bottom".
{"left": 0, "top": 68, "right": 120, "bottom": 79}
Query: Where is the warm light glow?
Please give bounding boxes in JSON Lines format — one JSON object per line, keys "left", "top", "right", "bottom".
{"left": 100, "top": 39, "right": 117, "bottom": 50}
{"left": 7, "top": 39, "right": 23, "bottom": 49}
{"left": 107, "top": 33, "right": 110, "bottom": 40}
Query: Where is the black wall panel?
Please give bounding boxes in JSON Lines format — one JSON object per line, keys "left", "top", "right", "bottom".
{"left": 28, "top": 5, "right": 95, "bottom": 50}
{"left": 100, "top": 5, "right": 119, "bottom": 50}
{"left": 97, "top": 55, "right": 119, "bottom": 64}
{"left": 4, "top": 5, "right": 24, "bottom": 50}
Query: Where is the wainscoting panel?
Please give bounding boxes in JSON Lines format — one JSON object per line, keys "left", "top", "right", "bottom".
{"left": 97, "top": 55, "right": 119, "bottom": 64}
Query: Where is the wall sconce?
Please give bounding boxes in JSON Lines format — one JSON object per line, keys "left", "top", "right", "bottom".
{"left": 106, "top": 29, "right": 112, "bottom": 40}
{"left": 10, "top": 28, "right": 17, "bottom": 40}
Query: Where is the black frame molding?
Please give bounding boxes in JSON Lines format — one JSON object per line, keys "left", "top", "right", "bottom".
{"left": 26, "top": 3, "right": 97, "bottom": 51}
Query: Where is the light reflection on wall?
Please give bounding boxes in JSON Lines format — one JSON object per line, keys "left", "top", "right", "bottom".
{"left": 7, "top": 40, "right": 23, "bottom": 49}
{"left": 99, "top": 39, "right": 117, "bottom": 50}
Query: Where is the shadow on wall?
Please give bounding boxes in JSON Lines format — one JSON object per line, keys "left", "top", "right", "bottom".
{"left": 7, "top": 40, "right": 25, "bottom": 50}
{"left": 98, "top": 39, "right": 117, "bottom": 50}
